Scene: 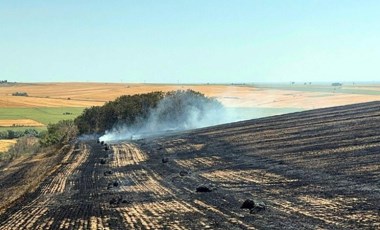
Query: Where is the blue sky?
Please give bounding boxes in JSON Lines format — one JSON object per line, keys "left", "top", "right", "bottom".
{"left": 1, "top": 1, "right": 379, "bottom": 83}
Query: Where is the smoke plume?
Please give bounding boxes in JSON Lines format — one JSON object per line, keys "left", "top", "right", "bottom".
{"left": 99, "top": 91, "right": 236, "bottom": 142}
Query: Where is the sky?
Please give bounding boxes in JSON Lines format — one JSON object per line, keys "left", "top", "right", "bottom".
{"left": 0, "top": 0, "right": 379, "bottom": 83}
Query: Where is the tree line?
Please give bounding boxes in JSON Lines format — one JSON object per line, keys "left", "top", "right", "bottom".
{"left": 0, "top": 129, "right": 41, "bottom": 139}
{"left": 74, "top": 90, "right": 221, "bottom": 134}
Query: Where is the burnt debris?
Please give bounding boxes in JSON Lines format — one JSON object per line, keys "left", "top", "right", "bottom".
{"left": 103, "top": 170, "right": 113, "bottom": 176}
{"left": 241, "top": 199, "right": 266, "bottom": 213}
{"left": 107, "top": 181, "right": 119, "bottom": 190}
{"left": 109, "top": 196, "right": 128, "bottom": 206}
{"left": 196, "top": 186, "right": 212, "bottom": 193}
{"left": 179, "top": 170, "right": 189, "bottom": 176}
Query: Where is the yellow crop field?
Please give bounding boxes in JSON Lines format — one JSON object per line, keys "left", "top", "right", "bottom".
{"left": 0, "top": 119, "right": 44, "bottom": 127}
{"left": 0, "top": 139, "right": 17, "bottom": 152}
{"left": 1, "top": 82, "right": 380, "bottom": 109}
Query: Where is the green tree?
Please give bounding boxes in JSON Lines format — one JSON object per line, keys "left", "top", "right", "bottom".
{"left": 74, "top": 90, "right": 220, "bottom": 135}
{"left": 40, "top": 120, "right": 78, "bottom": 147}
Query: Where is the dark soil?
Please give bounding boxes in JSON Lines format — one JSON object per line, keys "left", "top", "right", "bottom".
{"left": 1, "top": 101, "right": 379, "bottom": 229}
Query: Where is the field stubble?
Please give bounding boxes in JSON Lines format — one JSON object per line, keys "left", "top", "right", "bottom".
{"left": 0, "top": 101, "right": 379, "bottom": 229}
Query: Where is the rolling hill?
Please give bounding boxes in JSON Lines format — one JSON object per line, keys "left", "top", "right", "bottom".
{"left": 0, "top": 101, "right": 379, "bottom": 229}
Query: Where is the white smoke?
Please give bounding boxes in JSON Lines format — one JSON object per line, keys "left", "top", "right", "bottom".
{"left": 99, "top": 92, "right": 238, "bottom": 142}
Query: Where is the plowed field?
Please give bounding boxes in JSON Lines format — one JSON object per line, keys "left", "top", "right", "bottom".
{"left": 0, "top": 101, "right": 379, "bottom": 229}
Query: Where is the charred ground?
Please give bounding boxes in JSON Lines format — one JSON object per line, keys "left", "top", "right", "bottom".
{"left": 0, "top": 101, "right": 379, "bottom": 229}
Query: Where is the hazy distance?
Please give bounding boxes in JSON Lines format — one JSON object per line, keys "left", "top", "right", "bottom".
{"left": 1, "top": 1, "right": 380, "bottom": 83}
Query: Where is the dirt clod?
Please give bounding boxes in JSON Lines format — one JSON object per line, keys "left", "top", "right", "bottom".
{"left": 196, "top": 186, "right": 212, "bottom": 193}
{"left": 109, "top": 196, "right": 125, "bottom": 206}
{"left": 241, "top": 199, "right": 255, "bottom": 209}
{"left": 179, "top": 170, "right": 189, "bottom": 176}
{"left": 109, "top": 198, "right": 117, "bottom": 205}
{"left": 241, "top": 199, "right": 266, "bottom": 213}
{"left": 103, "top": 170, "right": 113, "bottom": 176}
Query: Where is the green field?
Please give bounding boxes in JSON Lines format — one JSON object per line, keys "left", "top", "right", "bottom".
{"left": 0, "top": 107, "right": 85, "bottom": 131}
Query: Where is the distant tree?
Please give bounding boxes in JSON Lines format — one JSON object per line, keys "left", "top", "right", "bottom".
{"left": 7, "top": 130, "right": 15, "bottom": 139}
{"left": 0, "top": 129, "right": 39, "bottom": 140}
{"left": 0, "top": 131, "right": 8, "bottom": 139}
{"left": 12, "top": 92, "right": 28, "bottom": 96}
{"left": 24, "top": 129, "right": 39, "bottom": 137}
{"left": 332, "top": 83, "right": 342, "bottom": 87}
{"left": 38, "top": 130, "right": 48, "bottom": 139}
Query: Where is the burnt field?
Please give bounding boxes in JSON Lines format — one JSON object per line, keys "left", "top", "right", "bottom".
{"left": 0, "top": 101, "right": 380, "bottom": 229}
